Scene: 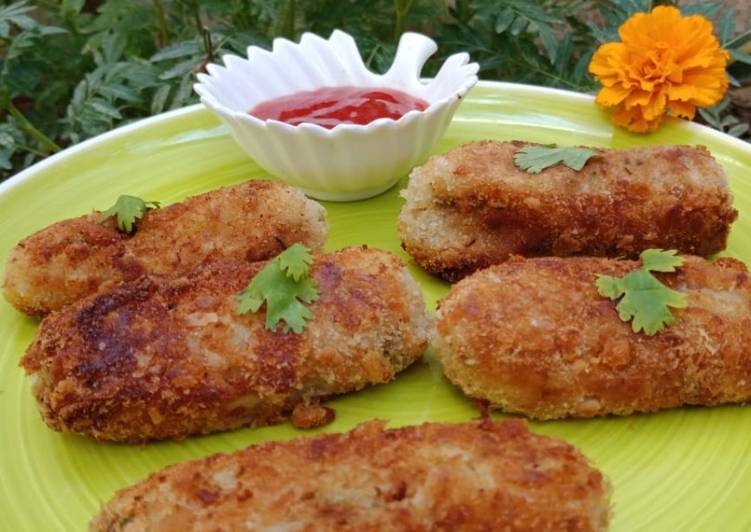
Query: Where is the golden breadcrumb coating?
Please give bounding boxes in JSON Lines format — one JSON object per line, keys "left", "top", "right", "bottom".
{"left": 3, "top": 180, "right": 327, "bottom": 317}
{"left": 90, "top": 419, "right": 611, "bottom": 532}
{"left": 436, "top": 255, "right": 751, "bottom": 419}
{"left": 399, "top": 140, "right": 737, "bottom": 280}
{"left": 22, "top": 247, "right": 430, "bottom": 442}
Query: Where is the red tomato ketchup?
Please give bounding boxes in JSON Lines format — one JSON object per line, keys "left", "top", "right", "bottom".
{"left": 249, "top": 86, "right": 429, "bottom": 128}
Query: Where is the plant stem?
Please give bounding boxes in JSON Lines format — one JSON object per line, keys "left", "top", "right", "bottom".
{"left": 17, "top": 144, "right": 48, "bottom": 158}
{"left": 365, "top": 43, "right": 382, "bottom": 68}
{"left": 393, "top": 0, "right": 415, "bottom": 41}
{"left": 153, "top": 0, "right": 169, "bottom": 47}
{"left": 191, "top": 0, "right": 203, "bottom": 36}
{"left": 7, "top": 102, "right": 61, "bottom": 154}
{"left": 275, "top": 0, "right": 296, "bottom": 40}
{"left": 453, "top": 0, "right": 471, "bottom": 24}
{"left": 202, "top": 26, "right": 214, "bottom": 61}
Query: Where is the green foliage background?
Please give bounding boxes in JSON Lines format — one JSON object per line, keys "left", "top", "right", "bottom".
{"left": 1, "top": 0, "right": 749, "bottom": 181}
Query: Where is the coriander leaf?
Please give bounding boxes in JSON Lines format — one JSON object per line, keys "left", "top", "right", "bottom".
{"left": 100, "top": 195, "right": 160, "bottom": 233}
{"left": 278, "top": 243, "right": 314, "bottom": 281}
{"left": 639, "top": 248, "right": 683, "bottom": 272}
{"left": 514, "top": 145, "right": 599, "bottom": 174}
{"left": 596, "top": 250, "right": 688, "bottom": 336}
{"left": 595, "top": 274, "right": 625, "bottom": 300}
{"left": 236, "top": 245, "right": 319, "bottom": 334}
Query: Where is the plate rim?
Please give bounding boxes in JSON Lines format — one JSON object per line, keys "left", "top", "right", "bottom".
{"left": 1, "top": 78, "right": 750, "bottom": 532}
{"left": 3, "top": 80, "right": 750, "bottom": 199}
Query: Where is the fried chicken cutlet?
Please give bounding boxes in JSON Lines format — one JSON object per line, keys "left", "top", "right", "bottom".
{"left": 3, "top": 180, "right": 327, "bottom": 317}
{"left": 435, "top": 255, "right": 751, "bottom": 419}
{"left": 90, "top": 419, "right": 611, "bottom": 532}
{"left": 399, "top": 141, "right": 737, "bottom": 280}
{"left": 22, "top": 247, "right": 430, "bottom": 442}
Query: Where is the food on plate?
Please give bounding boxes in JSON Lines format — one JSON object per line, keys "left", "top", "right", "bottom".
{"left": 398, "top": 140, "right": 737, "bottom": 281}
{"left": 249, "top": 86, "right": 429, "bottom": 128}
{"left": 22, "top": 247, "right": 430, "bottom": 442}
{"left": 90, "top": 418, "right": 611, "bottom": 531}
{"left": 3, "top": 180, "right": 327, "bottom": 317}
{"left": 435, "top": 254, "right": 751, "bottom": 419}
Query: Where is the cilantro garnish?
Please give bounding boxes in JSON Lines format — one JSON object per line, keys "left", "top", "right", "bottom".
{"left": 596, "top": 249, "right": 688, "bottom": 336}
{"left": 101, "top": 195, "right": 160, "bottom": 233}
{"left": 236, "top": 243, "right": 319, "bottom": 334}
{"left": 514, "top": 144, "right": 599, "bottom": 174}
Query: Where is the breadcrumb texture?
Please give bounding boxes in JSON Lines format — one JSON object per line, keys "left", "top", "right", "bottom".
{"left": 90, "top": 419, "right": 611, "bottom": 532}
{"left": 22, "top": 247, "right": 430, "bottom": 442}
{"left": 3, "top": 180, "right": 328, "bottom": 317}
{"left": 436, "top": 255, "right": 751, "bottom": 419}
{"left": 399, "top": 140, "right": 737, "bottom": 280}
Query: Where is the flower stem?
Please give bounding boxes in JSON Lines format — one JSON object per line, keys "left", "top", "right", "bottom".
{"left": 191, "top": 0, "right": 203, "bottom": 36}
{"left": 275, "top": 0, "right": 296, "bottom": 40}
{"left": 153, "top": 0, "right": 169, "bottom": 47}
{"left": 7, "top": 102, "right": 61, "bottom": 154}
{"left": 393, "top": 0, "right": 415, "bottom": 41}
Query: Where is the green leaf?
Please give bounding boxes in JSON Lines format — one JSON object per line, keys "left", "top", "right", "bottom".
{"left": 553, "top": 33, "right": 573, "bottom": 73}
{"left": 573, "top": 49, "right": 595, "bottom": 81}
{"left": 151, "top": 84, "right": 171, "bottom": 115}
{"left": 514, "top": 145, "right": 599, "bottom": 174}
{"left": 89, "top": 99, "right": 122, "bottom": 119}
{"left": 537, "top": 25, "right": 558, "bottom": 65}
{"left": 679, "top": 3, "right": 722, "bottom": 19}
{"left": 236, "top": 245, "right": 320, "bottom": 334}
{"left": 724, "top": 27, "right": 751, "bottom": 51}
{"left": 639, "top": 248, "right": 683, "bottom": 273}
{"left": 98, "top": 84, "right": 142, "bottom": 104}
{"left": 0, "top": 1, "right": 34, "bottom": 18}
{"left": 728, "top": 123, "right": 749, "bottom": 138}
{"left": 495, "top": 9, "right": 515, "bottom": 34}
{"left": 150, "top": 40, "right": 202, "bottom": 62}
{"left": 0, "top": 149, "right": 12, "bottom": 170}
{"left": 596, "top": 250, "right": 688, "bottom": 336}
{"left": 100, "top": 195, "right": 160, "bottom": 233}
{"left": 717, "top": 7, "right": 735, "bottom": 47}
{"left": 727, "top": 71, "right": 741, "bottom": 88}
{"left": 595, "top": 274, "right": 625, "bottom": 300}
{"left": 509, "top": 15, "right": 527, "bottom": 36}
{"left": 730, "top": 49, "right": 751, "bottom": 65}
{"left": 278, "top": 243, "right": 314, "bottom": 281}
{"left": 158, "top": 58, "right": 197, "bottom": 80}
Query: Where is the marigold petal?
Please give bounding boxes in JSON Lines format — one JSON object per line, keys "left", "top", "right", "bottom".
{"left": 619, "top": 6, "right": 683, "bottom": 51}
{"left": 589, "top": 43, "right": 627, "bottom": 78}
{"left": 596, "top": 85, "right": 632, "bottom": 107}
{"left": 623, "top": 89, "right": 652, "bottom": 108}
{"left": 665, "top": 83, "right": 697, "bottom": 102}
{"left": 611, "top": 104, "right": 663, "bottom": 133}
{"left": 591, "top": 5, "right": 727, "bottom": 134}
{"left": 682, "top": 70, "right": 728, "bottom": 106}
{"left": 667, "top": 100, "right": 696, "bottom": 120}
{"left": 641, "top": 90, "right": 668, "bottom": 121}
{"left": 680, "top": 47, "right": 729, "bottom": 70}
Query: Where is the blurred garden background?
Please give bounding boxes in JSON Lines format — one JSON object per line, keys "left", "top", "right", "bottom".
{"left": 1, "top": 0, "right": 749, "bottom": 181}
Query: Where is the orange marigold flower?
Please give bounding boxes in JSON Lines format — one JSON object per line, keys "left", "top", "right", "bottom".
{"left": 588, "top": 6, "right": 729, "bottom": 133}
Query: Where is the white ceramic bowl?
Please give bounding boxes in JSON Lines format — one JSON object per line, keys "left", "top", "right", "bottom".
{"left": 194, "top": 30, "right": 478, "bottom": 201}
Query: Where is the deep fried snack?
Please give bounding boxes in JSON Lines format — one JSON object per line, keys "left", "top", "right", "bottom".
{"left": 90, "top": 419, "right": 611, "bottom": 532}
{"left": 435, "top": 255, "right": 751, "bottom": 419}
{"left": 3, "top": 180, "right": 327, "bottom": 317}
{"left": 22, "top": 247, "right": 430, "bottom": 442}
{"left": 399, "top": 140, "right": 737, "bottom": 280}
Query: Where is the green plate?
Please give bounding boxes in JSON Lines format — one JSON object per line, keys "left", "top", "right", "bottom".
{"left": 1, "top": 82, "right": 750, "bottom": 531}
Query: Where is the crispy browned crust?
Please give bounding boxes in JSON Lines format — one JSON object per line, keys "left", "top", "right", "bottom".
{"left": 90, "top": 419, "right": 611, "bottom": 532}
{"left": 398, "top": 141, "right": 737, "bottom": 281}
{"left": 21, "top": 247, "right": 430, "bottom": 442}
{"left": 435, "top": 255, "right": 751, "bottom": 419}
{"left": 3, "top": 180, "right": 328, "bottom": 317}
